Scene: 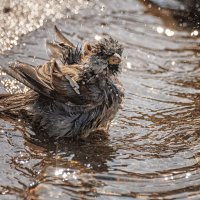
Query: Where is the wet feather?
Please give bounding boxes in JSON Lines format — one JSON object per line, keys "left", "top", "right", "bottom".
{"left": 0, "top": 26, "right": 124, "bottom": 139}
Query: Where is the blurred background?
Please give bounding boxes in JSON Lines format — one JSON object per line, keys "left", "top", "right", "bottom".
{"left": 0, "top": 0, "right": 200, "bottom": 199}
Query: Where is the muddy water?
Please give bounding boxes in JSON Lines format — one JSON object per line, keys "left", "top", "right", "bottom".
{"left": 0, "top": 0, "right": 200, "bottom": 199}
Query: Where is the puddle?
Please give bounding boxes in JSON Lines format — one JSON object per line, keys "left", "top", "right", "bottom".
{"left": 0, "top": 0, "right": 200, "bottom": 199}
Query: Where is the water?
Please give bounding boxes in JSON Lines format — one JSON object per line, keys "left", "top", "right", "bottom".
{"left": 0, "top": 0, "right": 200, "bottom": 199}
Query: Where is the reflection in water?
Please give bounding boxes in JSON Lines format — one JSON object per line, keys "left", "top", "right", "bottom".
{"left": 0, "top": 117, "right": 116, "bottom": 199}
{"left": 24, "top": 137, "right": 115, "bottom": 199}
{"left": 0, "top": 0, "right": 200, "bottom": 199}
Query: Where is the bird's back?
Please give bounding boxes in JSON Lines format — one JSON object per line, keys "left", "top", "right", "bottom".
{"left": 30, "top": 76, "right": 124, "bottom": 139}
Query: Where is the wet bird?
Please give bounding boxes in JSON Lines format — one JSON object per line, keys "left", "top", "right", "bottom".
{"left": 0, "top": 26, "right": 124, "bottom": 139}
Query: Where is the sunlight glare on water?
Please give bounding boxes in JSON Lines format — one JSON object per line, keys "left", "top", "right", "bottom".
{"left": 0, "top": 0, "right": 200, "bottom": 199}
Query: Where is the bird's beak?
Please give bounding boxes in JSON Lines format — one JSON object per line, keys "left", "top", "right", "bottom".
{"left": 108, "top": 53, "right": 121, "bottom": 65}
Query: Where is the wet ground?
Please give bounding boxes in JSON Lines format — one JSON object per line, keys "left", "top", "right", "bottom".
{"left": 0, "top": 0, "right": 200, "bottom": 199}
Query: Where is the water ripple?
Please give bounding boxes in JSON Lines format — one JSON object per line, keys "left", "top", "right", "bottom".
{"left": 0, "top": 0, "right": 200, "bottom": 199}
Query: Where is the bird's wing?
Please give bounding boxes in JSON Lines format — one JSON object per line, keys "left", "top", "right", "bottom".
{"left": 3, "top": 61, "right": 53, "bottom": 97}
{"left": 46, "top": 41, "right": 82, "bottom": 65}
{"left": 46, "top": 26, "right": 82, "bottom": 65}
{"left": 3, "top": 60, "right": 84, "bottom": 102}
{"left": 54, "top": 25, "right": 75, "bottom": 48}
{"left": 46, "top": 41, "right": 69, "bottom": 63}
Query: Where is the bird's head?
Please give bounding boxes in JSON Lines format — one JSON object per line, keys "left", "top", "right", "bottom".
{"left": 83, "top": 36, "right": 123, "bottom": 75}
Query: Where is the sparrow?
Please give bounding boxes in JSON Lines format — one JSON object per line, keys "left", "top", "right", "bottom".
{"left": 0, "top": 26, "right": 124, "bottom": 139}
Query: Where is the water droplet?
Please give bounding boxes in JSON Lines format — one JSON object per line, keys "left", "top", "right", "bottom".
{"left": 86, "top": 163, "right": 91, "bottom": 168}
{"left": 171, "top": 61, "right": 176, "bottom": 66}
{"left": 191, "top": 30, "right": 199, "bottom": 36}
{"left": 156, "top": 26, "right": 164, "bottom": 34}
{"left": 100, "top": 5, "right": 105, "bottom": 11}
{"left": 55, "top": 168, "right": 64, "bottom": 176}
{"left": 148, "top": 4, "right": 152, "bottom": 8}
{"left": 14, "top": 153, "right": 29, "bottom": 165}
{"left": 126, "top": 62, "right": 132, "bottom": 69}
{"left": 95, "top": 35, "right": 102, "bottom": 41}
{"left": 165, "top": 29, "right": 174, "bottom": 37}
{"left": 185, "top": 172, "right": 191, "bottom": 179}
{"left": 62, "top": 172, "right": 68, "bottom": 179}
